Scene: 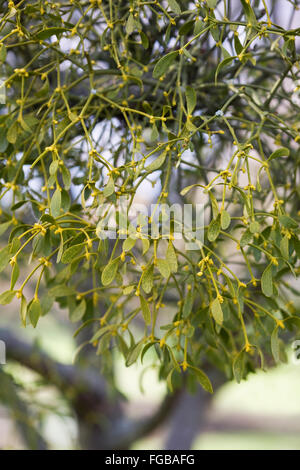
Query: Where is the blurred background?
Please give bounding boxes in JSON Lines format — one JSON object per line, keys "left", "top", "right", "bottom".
{"left": 1, "top": 296, "right": 300, "bottom": 450}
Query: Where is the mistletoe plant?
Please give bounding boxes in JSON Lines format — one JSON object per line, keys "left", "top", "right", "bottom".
{"left": 0, "top": 0, "right": 300, "bottom": 394}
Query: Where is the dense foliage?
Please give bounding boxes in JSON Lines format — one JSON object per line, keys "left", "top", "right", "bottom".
{"left": 0, "top": 0, "right": 300, "bottom": 393}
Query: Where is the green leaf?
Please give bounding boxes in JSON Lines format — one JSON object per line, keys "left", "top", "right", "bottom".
{"left": 189, "top": 366, "right": 213, "bottom": 393}
{"left": 61, "top": 243, "right": 84, "bottom": 264}
{"left": 101, "top": 258, "right": 119, "bottom": 286}
{"left": 268, "top": 147, "right": 290, "bottom": 161}
{"left": 117, "top": 333, "right": 129, "bottom": 358}
{"left": 126, "top": 340, "right": 144, "bottom": 367}
{"left": 179, "top": 20, "right": 195, "bottom": 36}
{"left": 167, "top": 0, "right": 181, "bottom": 14}
{"left": 103, "top": 176, "right": 115, "bottom": 197}
{"left": 182, "top": 287, "right": 194, "bottom": 318}
{"left": 185, "top": 86, "right": 196, "bottom": 115}
{"left": 40, "top": 294, "right": 54, "bottom": 316}
{"left": 233, "top": 350, "right": 245, "bottom": 383}
{"left": 278, "top": 215, "right": 298, "bottom": 229}
{"left": 241, "top": 0, "right": 257, "bottom": 26}
{"left": 126, "top": 13, "right": 135, "bottom": 35}
{"left": 123, "top": 237, "right": 136, "bottom": 252}
{"left": 61, "top": 189, "right": 71, "bottom": 213}
{"left": 146, "top": 151, "right": 167, "bottom": 172}
{"left": 70, "top": 299, "right": 86, "bottom": 322}
{"left": 139, "top": 295, "right": 151, "bottom": 325}
{"left": 142, "top": 265, "right": 154, "bottom": 294}
{"left": 61, "top": 165, "right": 71, "bottom": 190}
{"left": 185, "top": 118, "right": 197, "bottom": 132}
{"left": 206, "top": 0, "right": 217, "bottom": 7}
{"left": 280, "top": 235, "right": 289, "bottom": 259}
{"left": 11, "top": 263, "right": 20, "bottom": 289}
{"left": 210, "top": 297, "right": 223, "bottom": 325}
{"left": 153, "top": 51, "right": 178, "bottom": 79}
{"left": 0, "top": 221, "right": 12, "bottom": 237}
{"left": 50, "top": 188, "right": 62, "bottom": 218}
{"left": 35, "top": 27, "right": 69, "bottom": 40}
{"left": 240, "top": 228, "right": 253, "bottom": 247}
{"left": 96, "top": 331, "right": 112, "bottom": 355}
{"left": 194, "top": 19, "right": 204, "bottom": 35}
{"left": 261, "top": 263, "right": 273, "bottom": 297}
{"left": 271, "top": 326, "right": 280, "bottom": 363}
{"left": 220, "top": 210, "right": 231, "bottom": 230}
{"left": 90, "top": 325, "right": 112, "bottom": 343}
{"left": 57, "top": 236, "right": 64, "bottom": 263}
{"left": 249, "top": 221, "right": 260, "bottom": 234}
{"left": 0, "top": 290, "right": 16, "bottom": 305}
{"left": 167, "top": 368, "right": 175, "bottom": 392}
{"left": 10, "top": 238, "right": 21, "bottom": 256}
{"left": 156, "top": 258, "right": 170, "bottom": 279}
{"left": 49, "top": 160, "right": 59, "bottom": 175}
{"left": 150, "top": 122, "right": 159, "bottom": 141}
{"left": 180, "top": 184, "right": 199, "bottom": 196}
{"left": 123, "top": 285, "right": 135, "bottom": 295}
{"left": 0, "top": 127, "right": 8, "bottom": 153}
{"left": 20, "top": 295, "right": 27, "bottom": 326}
{"left": 49, "top": 285, "right": 75, "bottom": 297}
{"left": 140, "top": 31, "right": 149, "bottom": 49}
{"left": 208, "top": 191, "right": 219, "bottom": 219}
{"left": 28, "top": 298, "right": 42, "bottom": 328}
{"left": 166, "top": 242, "right": 178, "bottom": 273}
{"left": 215, "top": 56, "right": 235, "bottom": 84}
{"left": 221, "top": 46, "right": 231, "bottom": 59}
{"left": 0, "top": 245, "right": 11, "bottom": 273}
{"left": 234, "top": 34, "right": 243, "bottom": 55}
{"left": 7, "top": 122, "right": 18, "bottom": 144}
{"left": 0, "top": 43, "right": 7, "bottom": 63}
{"left": 207, "top": 216, "right": 220, "bottom": 242}
{"left": 142, "top": 238, "right": 150, "bottom": 254}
